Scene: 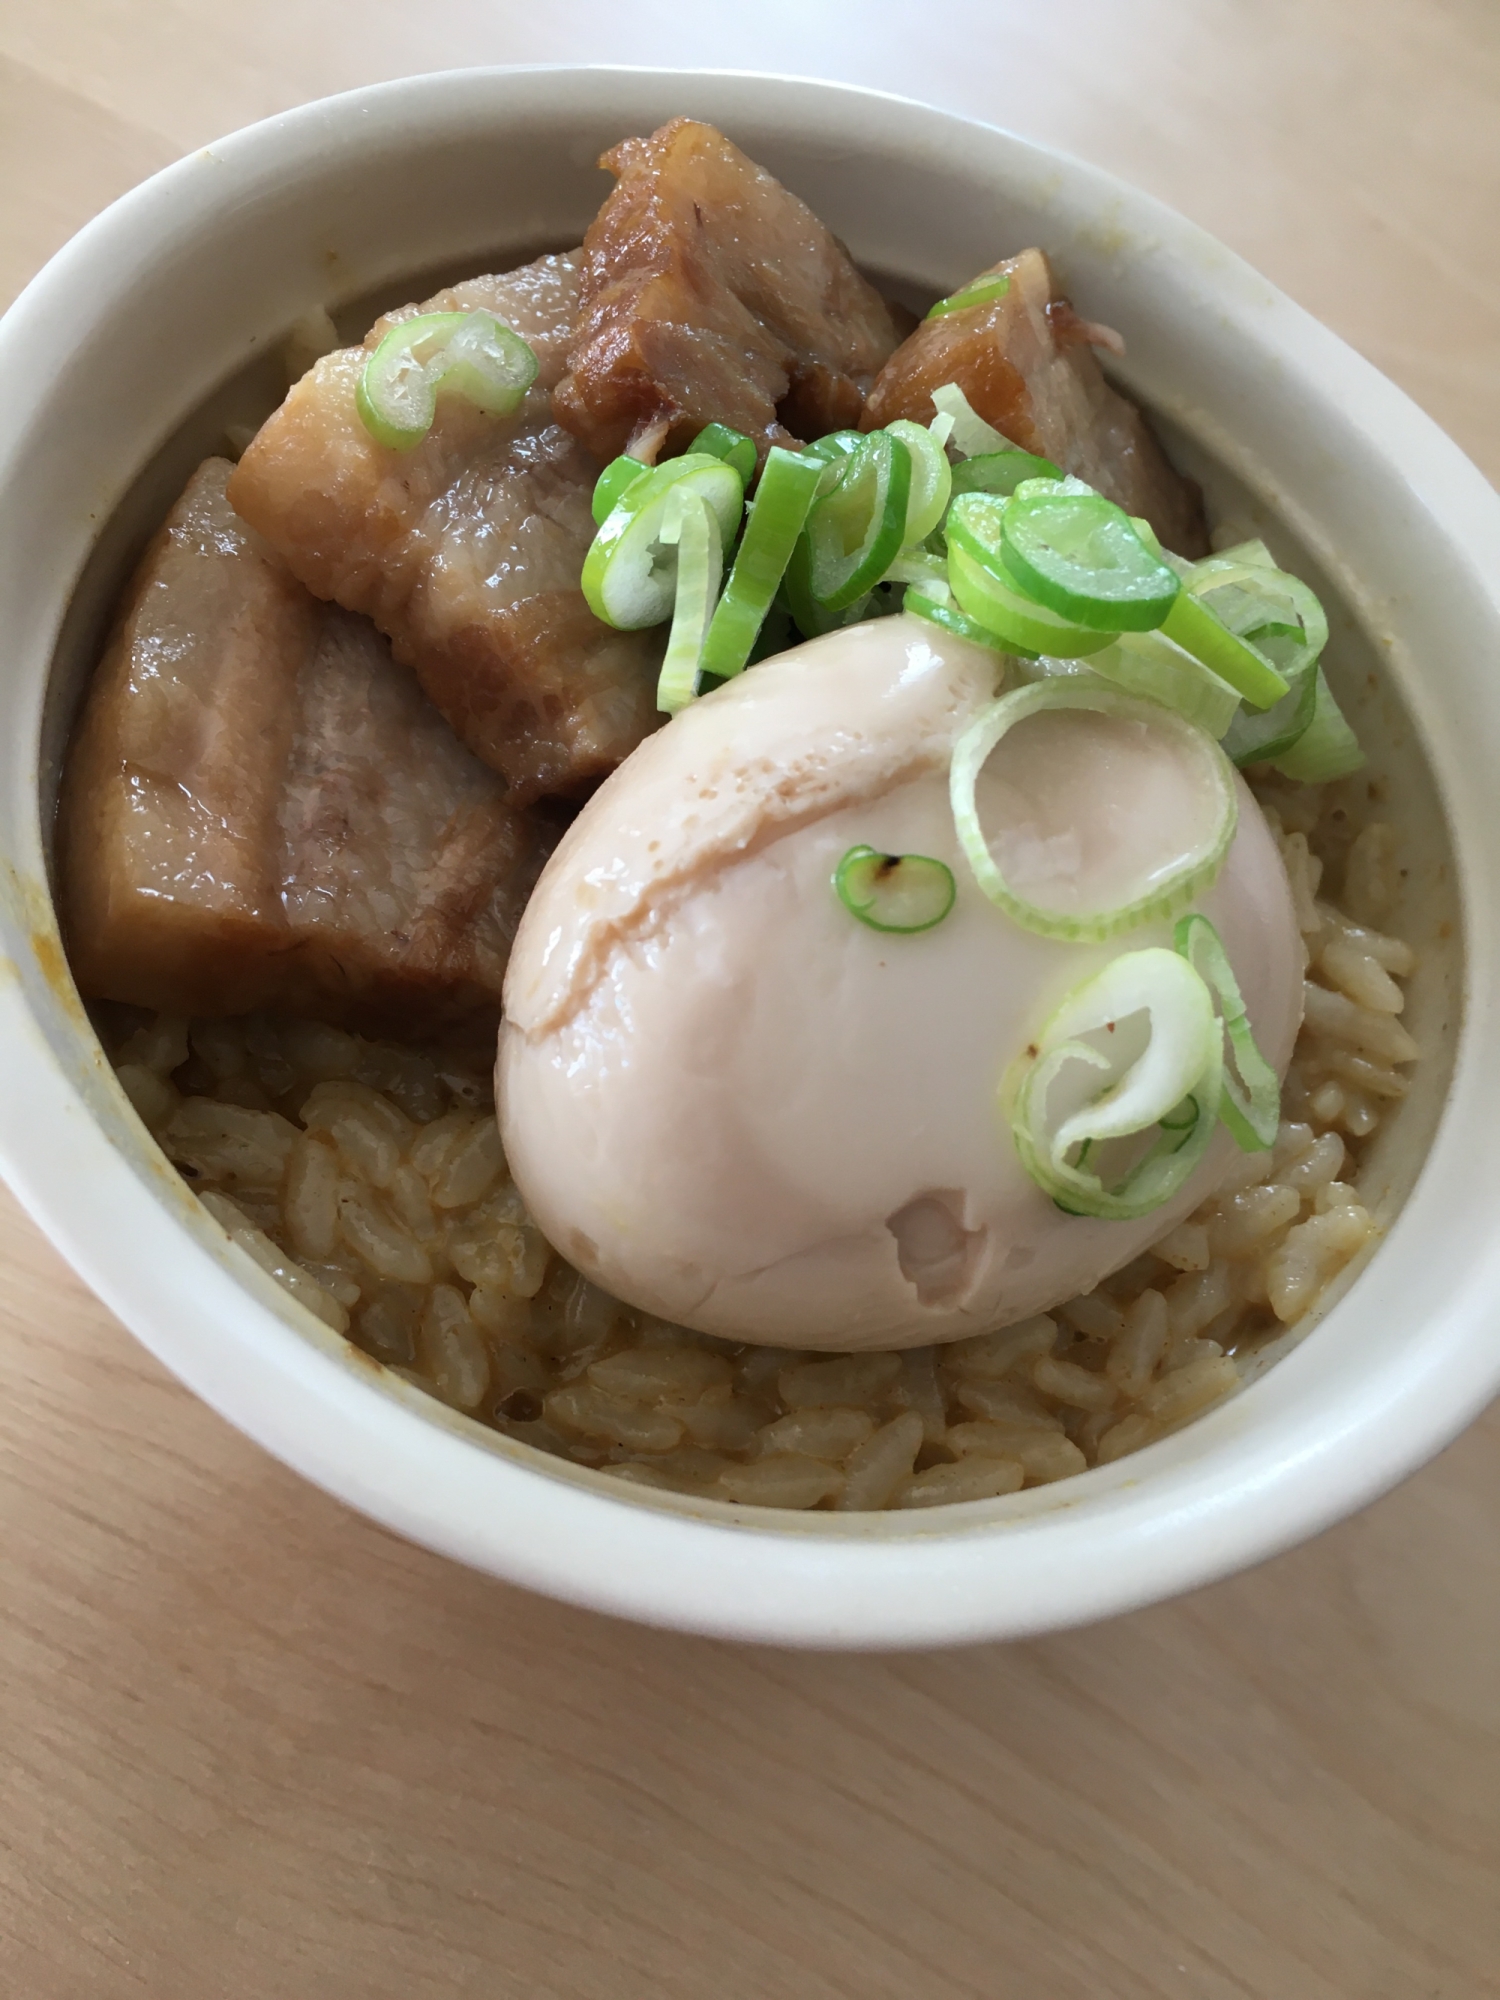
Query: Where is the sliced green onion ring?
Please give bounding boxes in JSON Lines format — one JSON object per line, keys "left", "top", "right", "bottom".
{"left": 950, "top": 680, "right": 1239, "bottom": 941}
{"left": 1187, "top": 557, "right": 1328, "bottom": 675}
{"left": 1083, "top": 629, "right": 1242, "bottom": 738}
{"left": 1213, "top": 538, "right": 1277, "bottom": 569}
{"left": 357, "top": 310, "right": 538, "bottom": 451}
{"left": 834, "top": 845, "right": 957, "bottom": 933}
{"left": 1159, "top": 589, "right": 1290, "bottom": 711}
{"left": 1136, "top": 516, "right": 1292, "bottom": 710}
{"left": 1009, "top": 651, "right": 1098, "bottom": 683}
{"left": 926, "top": 273, "right": 1013, "bottom": 318}
{"left": 692, "top": 421, "right": 757, "bottom": 485}
{"left": 885, "top": 419, "right": 954, "bottom": 544}
{"left": 698, "top": 446, "right": 823, "bottom": 679}
{"left": 655, "top": 491, "right": 724, "bottom": 714}
{"left": 884, "top": 549, "right": 949, "bottom": 588}
{"left": 1221, "top": 661, "right": 1319, "bottom": 766}
{"left": 801, "top": 430, "right": 866, "bottom": 469}
{"left": 591, "top": 454, "right": 651, "bottom": 526}
{"left": 999, "top": 484, "right": 1182, "bottom": 632}
{"left": 791, "top": 430, "right": 913, "bottom": 615}
{"left": 1271, "top": 667, "right": 1365, "bottom": 781}
{"left": 904, "top": 576, "right": 1014, "bottom": 655}
{"left": 929, "top": 383, "right": 1019, "bottom": 458}
{"left": 948, "top": 541, "right": 1115, "bottom": 658}
{"left": 1174, "top": 913, "right": 1280, "bottom": 1150}
{"left": 951, "top": 449, "right": 1063, "bottom": 498}
{"left": 1009, "top": 949, "right": 1223, "bottom": 1220}
{"left": 581, "top": 453, "right": 744, "bottom": 631}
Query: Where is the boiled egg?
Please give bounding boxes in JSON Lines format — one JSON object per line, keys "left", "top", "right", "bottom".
{"left": 498, "top": 615, "right": 1302, "bottom": 1350}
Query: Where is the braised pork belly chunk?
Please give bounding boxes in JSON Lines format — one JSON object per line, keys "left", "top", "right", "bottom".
{"left": 553, "top": 118, "right": 901, "bottom": 464}
{"left": 863, "top": 248, "right": 1207, "bottom": 557}
{"left": 227, "top": 254, "right": 661, "bottom": 802}
{"left": 61, "top": 459, "right": 547, "bottom": 1043}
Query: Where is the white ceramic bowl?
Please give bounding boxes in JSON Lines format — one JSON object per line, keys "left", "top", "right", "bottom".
{"left": 1, "top": 68, "right": 1495, "bottom": 1650}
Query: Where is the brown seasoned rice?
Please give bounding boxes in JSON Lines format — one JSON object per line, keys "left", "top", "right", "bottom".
{"left": 97, "top": 776, "right": 1414, "bottom": 1512}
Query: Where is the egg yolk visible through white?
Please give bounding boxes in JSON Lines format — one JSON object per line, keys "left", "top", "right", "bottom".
{"left": 498, "top": 616, "right": 1304, "bottom": 1352}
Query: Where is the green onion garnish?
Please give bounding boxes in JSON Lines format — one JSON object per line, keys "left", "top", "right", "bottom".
{"left": 591, "top": 454, "right": 651, "bottom": 526}
{"left": 1083, "top": 630, "right": 1242, "bottom": 739}
{"left": 787, "top": 430, "right": 913, "bottom": 619}
{"left": 1179, "top": 547, "right": 1351, "bottom": 765}
{"left": 834, "top": 845, "right": 957, "bottom": 933}
{"left": 944, "top": 477, "right": 1290, "bottom": 709}
{"left": 929, "top": 383, "right": 1017, "bottom": 458}
{"left": 998, "top": 482, "right": 1181, "bottom": 632}
{"left": 356, "top": 310, "right": 538, "bottom": 451}
{"left": 1270, "top": 666, "right": 1365, "bottom": 782}
{"left": 567, "top": 380, "right": 1363, "bottom": 781}
{"left": 1221, "top": 662, "right": 1319, "bottom": 766}
{"left": 1008, "top": 948, "right": 1223, "bottom": 1220}
{"left": 698, "top": 446, "right": 824, "bottom": 680}
{"left": 883, "top": 550, "right": 949, "bottom": 589}
{"left": 692, "top": 421, "right": 758, "bottom": 485}
{"left": 1174, "top": 913, "right": 1280, "bottom": 1150}
{"left": 951, "top": 449, "right": 1063, "bottom": 499}
{"left": 884, "top": 419, "right": 954, "bottom": 545}
{"left": 904, "top": 576, "right": 1014, "bottom": 655}
{"left": 581, "top": 453, "right": 745, "bottom": 631}
{"left": 1189, "top": 553, "right": 1328, "bottom": 675}
{"left": 950, "top": 680, "right": 1239, "bottom": 941}
{"left": 1159, "top": 590, "right": 1289, "bottom": 711}
{"left": 655, "top": 490, "right": 725, "bottom": 715}
{"left": 801, "top": 430, "right": 866, "bottom": 468}
{"left": 948, "top": 536, "right": 1115, "bottom": 658}
{"left": 926, "top": 273, "right": 1013, "bottom": 319}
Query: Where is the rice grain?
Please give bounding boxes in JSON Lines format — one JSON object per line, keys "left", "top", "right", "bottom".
{"left": 100, "top": 775, "right": 1416, "bottom": 1510}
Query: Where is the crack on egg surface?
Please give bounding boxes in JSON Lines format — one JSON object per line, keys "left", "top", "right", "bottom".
{"left": 886, "top": 1190, "right": 987, "bottom": 1307}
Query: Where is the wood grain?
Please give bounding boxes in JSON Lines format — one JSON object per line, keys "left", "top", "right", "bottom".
{"left": 1, "top": 5, "right": 1497, "bottom": 1994}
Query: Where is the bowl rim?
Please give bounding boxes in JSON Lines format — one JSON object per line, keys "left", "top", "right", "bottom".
{"left": 2, "top": 63, "right": 1499, "bottom": 1650}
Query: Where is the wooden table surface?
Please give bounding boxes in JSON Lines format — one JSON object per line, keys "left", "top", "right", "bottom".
{"left": 2, "top": 5, "right": 1497, "bottom": 1994}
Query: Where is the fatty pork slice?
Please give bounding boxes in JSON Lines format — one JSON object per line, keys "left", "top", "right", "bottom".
{"left": 552, "top": 118, "right": 901, "bottom": 463}
{"left": 226, "top": 253, "right": 660, "bottom": 803}
{"left": 61, "top": 458, "right": 545, "bottom": 1044}
{"left": 861, "top": 248, "right": 1207, "bottom": 557}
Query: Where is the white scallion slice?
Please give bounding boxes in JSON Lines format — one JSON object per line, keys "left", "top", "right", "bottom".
{"left": 884, "top": 549, "right": 949, "bottom": 588}
{"left": 929, "top": 382, "right": 1018, "bottom": 458}
{"left": 950, "top": 681, "right": 1239, "bottom": 941}
{"left": 356, "top": 310, "right": 538, "bottom": 451}
{"left": 1009, "top": 949, "right": 1223, "bottom": 1219}
{"left": 1212, "top": 538, "right": 1277, "bottom": 569}
{"left": 1271, "top": 666, "right": 1365, "bottom": 781}
{"left": 1011, "top": 652, "right": 1099, "bottom": 683}
{"left": 654, "top": 491, "right": 725, "bottom": 714}
{"left": 1175, "top": 913, "right": 1280, "bottom": 1150}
